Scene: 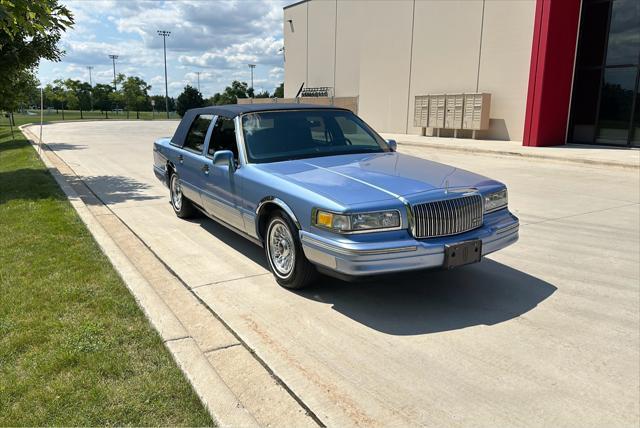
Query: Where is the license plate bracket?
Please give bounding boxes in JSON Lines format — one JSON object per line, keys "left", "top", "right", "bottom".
{"left": 444, "top": 240, "right": 482, "bottom": 269}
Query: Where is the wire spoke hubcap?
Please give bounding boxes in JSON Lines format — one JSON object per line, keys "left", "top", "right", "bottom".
{"left": 171, "top": 176, "right": 182, "bottom": 211}
{"left": 268, "top": 222, "right": 295, "bottom": 277}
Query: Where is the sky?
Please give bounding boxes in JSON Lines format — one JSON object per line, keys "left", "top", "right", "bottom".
{"left": 37, "top": 0, "right": 290, "bottom": 98}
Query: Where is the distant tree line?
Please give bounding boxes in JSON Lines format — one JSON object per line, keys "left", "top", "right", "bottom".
{"left": 41, "top": 74, "right": 173, "bottom": 118}
{"left": 176, "top": 81, "right": 285, "bottom": 117}
{"left": 40, "top": 78, "right": 285, "bottom": 118}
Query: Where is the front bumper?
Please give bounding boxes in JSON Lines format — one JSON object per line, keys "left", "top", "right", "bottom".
{"left": 300, "top": 209, "right": 519, "bottom": 277}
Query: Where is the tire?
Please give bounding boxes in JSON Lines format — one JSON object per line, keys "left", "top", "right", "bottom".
{"left": 169, "top": 172, "right": 195, "bottom": 218}
{"left": 265, "top": 210, "right": 317, "bottom": 289}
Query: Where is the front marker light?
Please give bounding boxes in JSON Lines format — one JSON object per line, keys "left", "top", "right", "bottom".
{"left": 314, "top": 210, "right": 351, "bottom": 231}
{"left": 484, "top": 189, "right": 508, "bottom": 213}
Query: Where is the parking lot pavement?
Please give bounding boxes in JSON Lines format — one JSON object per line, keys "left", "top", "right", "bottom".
{"left": 29, "top": 121, "right": 639, "bottom": 427}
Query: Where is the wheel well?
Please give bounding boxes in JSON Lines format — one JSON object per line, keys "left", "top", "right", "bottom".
{"left": 166, "top": 161, "right": 175, "bottom": 186}
{"left": 257, "top": 203, "right": 280, "bottom": 243}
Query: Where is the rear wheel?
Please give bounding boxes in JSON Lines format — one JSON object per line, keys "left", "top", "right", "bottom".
{"left": 265, "top": 211, "right": 316, "bottom": 289}
{"left": 170, "top": 172, "right": 195, "bottom": 218}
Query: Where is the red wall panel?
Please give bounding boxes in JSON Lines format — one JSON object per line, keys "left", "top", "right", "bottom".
{"left": 523, "top": 0, "right": 581, "bottom": 147}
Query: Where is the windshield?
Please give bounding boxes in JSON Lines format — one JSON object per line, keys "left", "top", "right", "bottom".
{"left": 241, "top": 109, "right": 389, "bottom": 163}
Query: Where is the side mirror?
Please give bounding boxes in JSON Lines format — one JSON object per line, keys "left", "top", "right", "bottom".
{"left": 212, "top": 150, "right": 235, "bottom": 172}
{"left": 386, "top": 139, "right": 398, "bottom": 152}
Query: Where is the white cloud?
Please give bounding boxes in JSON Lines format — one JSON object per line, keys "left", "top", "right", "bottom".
{"left": 38, "top": 0, "right": 288, "bottom": 96}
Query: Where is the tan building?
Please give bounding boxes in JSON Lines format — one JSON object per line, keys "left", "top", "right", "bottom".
{"left": 283, "top": 0, "right": 640, "bottom": 148}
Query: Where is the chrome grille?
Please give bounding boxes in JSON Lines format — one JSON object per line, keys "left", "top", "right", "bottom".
{"left": 411, "top": 194, "right": 484, "bottom": 238}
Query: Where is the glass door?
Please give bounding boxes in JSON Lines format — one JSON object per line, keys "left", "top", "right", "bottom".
{"left": 569, "top": 0, "right": 640, "bottom": 147}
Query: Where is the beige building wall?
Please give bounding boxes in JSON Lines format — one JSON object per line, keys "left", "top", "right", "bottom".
{"left": 357, "top": 1, "right": 414, "bottom": 133}
{"left": 405, "top": 1, "right": 484, "bottom": 135}
{"left": 283, "top": 0, "right": 535, "bottom": 141}
{"left": 283, "top": 2, "right": 308, "bottom": 97}
{"left": 475, "top": 0, "right": 536, "bottom": 141}
{"left": 307, "top": 0, "right": 336, "bottom": 89}
{"left": 334, "top": 1, "right": 362, "bottom": 97}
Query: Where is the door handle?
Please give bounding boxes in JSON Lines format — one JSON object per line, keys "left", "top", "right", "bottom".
{"left": 201, "top": 164, "right": 209, "bottom": 175}
{"left": 177, "top": 154, "right": 183, "bottom": 164}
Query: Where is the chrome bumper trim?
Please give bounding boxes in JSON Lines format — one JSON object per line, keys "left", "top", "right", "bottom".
{"left": 301, "top": 235, "right": 417, "bottom": 256}
{"left": 496, "top": 222, "right": 519, "bottom": 235}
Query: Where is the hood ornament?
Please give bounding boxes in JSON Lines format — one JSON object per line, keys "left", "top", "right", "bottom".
{"left": 444, "top": 179, "right": 449, "bottom": 195}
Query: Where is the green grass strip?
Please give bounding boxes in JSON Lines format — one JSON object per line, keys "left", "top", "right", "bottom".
{"left": 0, "top": 126, "right": 214, "bottom": 426}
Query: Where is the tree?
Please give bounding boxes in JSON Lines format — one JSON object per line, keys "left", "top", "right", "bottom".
{"left": 176, "top": 85, "right": 204, "bottom": 117}
{"left": 0, "top": 68, "right": 39, "bottom": 139}
{"left": 92, "top": 83, "right": 114, "bottom": 112}
{"left": 273, "top": 82, "right": 284, "bottom": 98}
{"left": 255, "top": 90, "right": 270, "bottom": 98}
{"left": 0, "top": 0, "right": 74, "bottom": 91}
{"left": 63, "top": 79, "right": 91, "bottom": 115}
{"left": 208, "top": 80, "right": 251, "bottom": 105}
{"left": 151, "top": 94, "right": 175, "bottom": 112}
{"left": 43, "top": 82, "right": 63, "bottom": 112}
{"left": 122, "top": 76, "right": 151, "bottom": 116}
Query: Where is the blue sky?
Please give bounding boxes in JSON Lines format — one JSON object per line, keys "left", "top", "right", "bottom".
{"left": 38, "top": 0, "right": 289, "bottom": 97}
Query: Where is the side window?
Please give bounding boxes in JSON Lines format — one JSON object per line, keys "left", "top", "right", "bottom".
{"left": 207, "top": 117, "right": 238, "bottom": 159}
{"left": 184, "top": 114, "right": 213, "bottom": 153}
{"left": 308, "top": 116, "right": 333, "bottom": 145}
{"left": 335, "top": 116, "right": 376, "bottom": 146}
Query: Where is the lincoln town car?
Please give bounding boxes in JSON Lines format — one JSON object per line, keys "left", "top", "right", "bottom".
{"left": 153, "top": 104, "right": 519, "bottom": 289}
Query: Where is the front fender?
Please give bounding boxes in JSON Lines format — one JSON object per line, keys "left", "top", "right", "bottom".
{"left": 255, "top": 197, "right": 301, "bottom": 241}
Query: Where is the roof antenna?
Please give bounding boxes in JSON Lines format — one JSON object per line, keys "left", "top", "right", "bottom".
{"left": 295, "top": 82, "right": 304, "bottom": 99}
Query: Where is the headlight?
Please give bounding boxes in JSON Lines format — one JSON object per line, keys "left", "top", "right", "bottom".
{"left": 484, "top": 189, "right": 508, "bottom": 213}
{"left": 313, "top": 209, "right": 401, "bottom": 232}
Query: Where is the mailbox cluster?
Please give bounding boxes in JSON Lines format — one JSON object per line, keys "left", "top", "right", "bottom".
{"left": 414, "top": 93, "right": 491, "bottom": 138}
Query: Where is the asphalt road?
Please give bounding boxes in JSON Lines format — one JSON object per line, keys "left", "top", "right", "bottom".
{"left": 31, "top": 121, "right": 639, "bottom": 427}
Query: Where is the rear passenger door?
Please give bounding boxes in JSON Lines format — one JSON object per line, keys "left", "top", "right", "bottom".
{"left": 174, "top": 114, "right": 214, "bottom": 206}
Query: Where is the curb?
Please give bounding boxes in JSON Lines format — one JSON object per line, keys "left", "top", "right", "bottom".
{"left": 20, "top": 125, "right": 259, "bottom": 428}
{"left": 393, "top": 140, "right": 639, "bottom": 170}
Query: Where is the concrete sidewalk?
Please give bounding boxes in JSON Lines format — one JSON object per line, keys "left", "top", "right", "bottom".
{"left": 381, "top": 133, "right": 640, "bottom": 170}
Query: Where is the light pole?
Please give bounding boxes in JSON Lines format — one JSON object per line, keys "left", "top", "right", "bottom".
{"left": 248, "top": 64, "right": 256, "bottom": 97}
{"left": 157, "top": 30, "right": 171, "bottom": 118}
{"left": 87, "top": 66, "right": 94, "bottom": 111}
{"left": 108, "top": 55, "right": 118, "bottom": 90}
{"left": 195, "top": 71, "right": 201, "bottom": 92}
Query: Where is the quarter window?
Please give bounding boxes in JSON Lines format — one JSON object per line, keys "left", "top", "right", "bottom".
{"left": 184, "top": 114, "right": 213, "bottom": 152}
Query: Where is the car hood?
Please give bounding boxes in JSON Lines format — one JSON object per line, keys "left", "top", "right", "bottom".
{"left": 253, "top": 152, "right": 499, "bottom": 206}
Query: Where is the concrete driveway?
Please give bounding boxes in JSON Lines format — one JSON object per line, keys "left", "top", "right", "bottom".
{"left": 29, "top": 121, "right": 639, "bottom": 427}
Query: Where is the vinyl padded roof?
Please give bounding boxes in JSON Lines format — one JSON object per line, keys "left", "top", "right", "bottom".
{"left": 186, "top": 102, "right": 349, "bottom": 117}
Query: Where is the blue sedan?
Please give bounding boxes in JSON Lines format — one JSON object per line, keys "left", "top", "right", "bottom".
{"left": 153, "top": 103, "right": 519, "bottom": 289}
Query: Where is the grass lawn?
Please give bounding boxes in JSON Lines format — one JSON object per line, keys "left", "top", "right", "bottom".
{"left": 0, "top": 124, "right": 213, "bottom": 425}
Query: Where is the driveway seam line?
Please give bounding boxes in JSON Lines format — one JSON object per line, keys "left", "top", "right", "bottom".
{"left": 25, "top": 127, "right": 326, "bottom": 428}
{"left": 164, "top": 335, "right": 192, "bottom": 343}
{"left": 191, "top": 273, "right": 271, "bottom": 289}
{"left": 203, "top": 343, "right": 241, "bottom": 355}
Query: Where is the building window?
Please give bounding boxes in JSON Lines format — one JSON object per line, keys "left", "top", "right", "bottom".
{"left": 569, "top": 0, "right": 640, "bottom": 147}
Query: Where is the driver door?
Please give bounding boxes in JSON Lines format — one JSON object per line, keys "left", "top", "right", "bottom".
{"left": 201, "top": 116, "right": 244, "bottom": 230}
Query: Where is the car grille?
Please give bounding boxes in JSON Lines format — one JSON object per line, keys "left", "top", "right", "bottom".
{"left": 411, "top": 194, "right": 484, "bottom": 238}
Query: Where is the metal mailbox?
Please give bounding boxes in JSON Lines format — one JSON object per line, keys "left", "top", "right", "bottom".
{"left": 414, "top": 95, "right": 429, "bottom": 127}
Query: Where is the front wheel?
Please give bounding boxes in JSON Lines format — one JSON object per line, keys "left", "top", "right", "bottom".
{"left": 265, "top": 211, "right": 316, "bottom": 289}
{"left": 170, "top": 172, "right": 195, "bottom": 218}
